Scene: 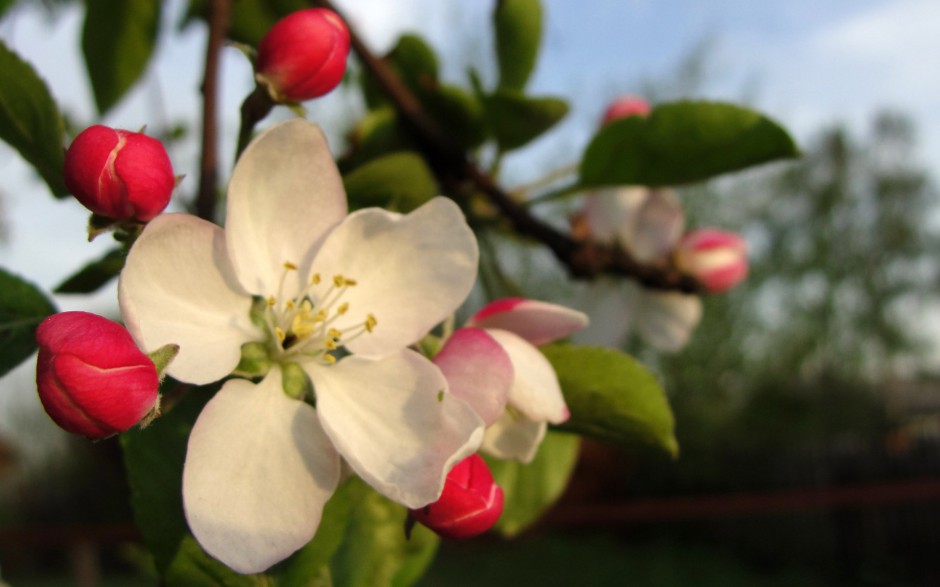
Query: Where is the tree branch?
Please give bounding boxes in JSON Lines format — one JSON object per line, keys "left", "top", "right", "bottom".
{"left": 194, "top": 0, "right": 232, "bottom": 222}
{"left": 313, "top": 0, "right": 701, "bottom": 294}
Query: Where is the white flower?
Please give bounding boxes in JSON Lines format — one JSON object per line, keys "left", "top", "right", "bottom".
{"left": 577, "top": 187, "right": 701, "bottom": 352}
{"left": 119, "top": 120, "right": 484, "bottom": 573}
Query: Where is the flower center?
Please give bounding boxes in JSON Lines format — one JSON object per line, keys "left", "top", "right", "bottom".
{"left": 260, "top": 261, "right": 377, "bottom": 365}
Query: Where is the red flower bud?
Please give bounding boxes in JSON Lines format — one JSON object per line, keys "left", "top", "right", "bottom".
{"left": 64, "top": 125, "right": 175, "bottom": 222}
{"left": 255, "top": 8, "right": 351, "bottom": 102}
{"left": 35, "top": 311, "right": 159, "bottom": 439}
{"left": 676, "top": 228, "right": 748, "bottom": 293}
{"left": 601, "top": 95, "right": 651, "bottom": 126}
{"left": 410, "top": 454, "right": 504, "bottom": 539}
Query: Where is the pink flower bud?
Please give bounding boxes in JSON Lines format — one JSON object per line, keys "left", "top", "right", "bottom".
{"left": 64, "top": 125, "right": 175, "bottom": 222}
{"left": 676, "top": 228, "right": 748, "bottom": 293}
{"left": 255, "top": 8, "right": 351, "bottom": 102}
{"left": 601, "top": 95, "right": 651, "bottom": 126}
{"left": 410, "top": 454, "right": 504, "bottom": 539}
{"left": 35, "top": 311, "right": 159, "bottom": 439}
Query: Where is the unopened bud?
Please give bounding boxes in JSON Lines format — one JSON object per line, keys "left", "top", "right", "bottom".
{"left": 35, "top": 311, "right": 160, "bottom": 438}
{"left": 255, "top": 8, "right": 351, "bottom": 103}
{"left": 676, "top": 228, "right": 748, "bottom": 293}
{"left": 410, "top": 454, "right": 504, "bottom": 539}
{"left": 64, "top": 125, "right": 175, "bottom": 222}
{"left": 601, "top": 95, "right": 651, "bottom": 126}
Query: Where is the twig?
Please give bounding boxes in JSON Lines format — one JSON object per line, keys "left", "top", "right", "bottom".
{"left": 311, "top": 0, "right": 701, "bottom": 293}
{"left": 194, "top": 0, "right": 232, "bottom": 222}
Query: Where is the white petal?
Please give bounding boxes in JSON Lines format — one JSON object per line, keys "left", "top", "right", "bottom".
{"left": 310, "top": 350, "right": 484, "bottom": 508}
{"left": 628, "top": 188, "right": 684, "bottom": 263}
{"left": 570, "top": 279, "right": 633, "bottom": 348}
{"left": 182, "top": 371, "right": 341, "bottom": 574}
{"left": 433, "top": 327, "right": 512, "bottom": 427}
{"left": 468, "top": 298, "right": 588, "bottom": 346}
{"left": 584, "top": 187, "right": 645, "bottom": 243}
{"left": 310, "top": 198, "right": 478, "bottom": 358}
{"left": 481, "top": 411, "right": 547, "bottom": 464}
{"left": 118, "top": 214, "right": 257, "bottom": 384}
{"left": 486, "top": 329, "right": 568, "bottom": 424}
{"left": 225, "top": 120, "right": 347, "bottom": 296}
{"left": 635, "top": 290, "right": 702, "bottom": 352}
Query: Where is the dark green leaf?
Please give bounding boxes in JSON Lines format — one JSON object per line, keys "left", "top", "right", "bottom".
{"left": 330, "top": 477, "right": 439, "bottom": 587}
{"left": 494, "top": 0, "right": 542, "bottom": 91}
{"left": 0, "top": 267, "right": 56, "bottom": 378}
{"left": 120, "top": 386, "right": 270, "bottom": 585}
{"left": 54, "top": 247, "right": 125, "bottom": 294}
{"left": 486, "top": 90, "right": 568, "bottom": 151}
{"left": 82, "top": 0, "right": 162, "bottom": 114}
{"left": 486, "top": 430, "right": 580, "bottom": 537}
{"left": 343, "top": 151, "right": 437, "bottom": 212}
{"left": 422, "top": 83, "right": 487, "bottom": 150}
{"left": 580, "top": 100, "right": 799, "bottom": 187}
{"left": 542, "top": 344, "right": 679, "bottom": 458}
{"left": 0, "top": 40, "right": 68, "bottom": 197}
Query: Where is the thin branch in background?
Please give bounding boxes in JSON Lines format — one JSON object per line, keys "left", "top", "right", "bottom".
{"left": 312, "top": 0, "right": 701, "bottom": 294}
{"left": 194, "top": 0, "right": 232, "bottom": 222}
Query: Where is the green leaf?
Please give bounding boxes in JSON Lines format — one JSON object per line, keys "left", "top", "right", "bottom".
{"left": 120, "top": 386, "right": 271, "bottom": 585}
{"left": 579, "top": 100, "right": 800, "bottom": 187}
{"left": 542, "top": 344, "right": 679, "bottom": 458}
{"left": 82, "top": 0, "right": 162, "bottom": 114}
{"left": 486, "top": 90, "right": 568, "bottom": 151}
{"left": 422, "top": 83, "right": 487, "bottom": 150}
{"left": 343, "top": 152, "right": 438, "bottom": 212}
{"left": 330, "top": 477, "right": 439, "bottom": 587}
{"left": 486, "top": 430, "right": 580, "bottom": 537}
{"left": 0, "top": 267, "right": 56, "bottom": 378}
{"left": 494, "top": 0, "right": 543, "bottom": 91}
{"left": 277, "top": 483, "right": 353, "bottom": 587}
{"left": 0, "top": 41, "right": 68, "bottom": 197}
{"left": 54, "top": 247, "right": 125, "bottom": 294}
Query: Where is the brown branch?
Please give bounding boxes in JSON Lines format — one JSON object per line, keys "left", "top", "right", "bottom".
{"left": 313, "top": 0, "right": 700, "bottom": 293}
{"left": 194, "top": 0, "right": 232, "bottom": 222}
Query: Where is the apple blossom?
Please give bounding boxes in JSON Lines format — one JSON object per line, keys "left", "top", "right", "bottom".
{"left": 64, "top": 125, "right": 175, "bottom": 222}
{"left": 118, "top": 120, "right": 484, "bottom": 573}
{"left": 35, "top": 311, "right": 159, "bottom": 439}
{"left": 578, "top": 187, "right": 702, "bottom": 352}
{"left": 601, "top": 94, "right": 651, "bottom": 125}
{"left": 446, "top": 298, "right": 588, "bottom": 464}
{"left": 410, "top": 454, "right": 504, "bottom": 539}
{"left": 255, "top": 8, "right": 350, "bottom": 103}
{"left": 676, "top": 228, "right": 749, "bottom": 293}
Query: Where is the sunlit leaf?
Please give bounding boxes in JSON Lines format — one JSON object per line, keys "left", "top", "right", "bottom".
{"left": 494, "top": 0, "right": 542, "bottom": 91}
{"left": 542, "top": 344, "right": 679, "bottom": 458}
{"left": 0, "top": 41, "right": 68, "bottom": 197}
{"left": 0, "top": 267, "right": 56, "bottom": 378}
{"left": 82, "top": 0, "right": 162, "bottom": 114}
{"left": 580, "top": 100, "right": 799, "bottom": 187}
{"left": 486, "top": 430, "right": 580, "bottom": 537}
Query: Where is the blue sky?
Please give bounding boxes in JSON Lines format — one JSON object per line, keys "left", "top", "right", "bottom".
{"left": 2, "top": 0, "right": 939, "bottom": 448}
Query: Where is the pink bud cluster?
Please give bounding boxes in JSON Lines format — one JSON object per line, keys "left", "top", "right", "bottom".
{"left": 64, "top": 125, "right": 175, "bottom": 223}
{"left": 255, "top": 8, "right": 351, "bottom": 103}
{"left": 410, "top": 454, "right": 504, "bottom": 538}
{"left": 35, "top": 312, "right": 159, "bottom": 439}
